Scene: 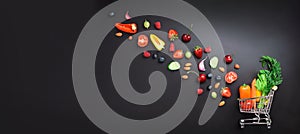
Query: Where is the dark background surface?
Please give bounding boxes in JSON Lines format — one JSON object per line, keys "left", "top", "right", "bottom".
{"left": 2, "top": 0, "right": 300, "bottom": 133}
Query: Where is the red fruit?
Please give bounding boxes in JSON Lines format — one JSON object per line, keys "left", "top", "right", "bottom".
{"left": 115, "top": 23, "right": 137, "bottom": 34}
{"left": 137, "top": 34, "right": 149, "bottom": 48}
{"left": 198, "top": 73, "right": 207, "bottom": 83}
{"left": 197, "top": 88, "right": 204, "bottom": 95}
{"left": 225, "top": 71, "right": 238, "bottom": 84}
{"left": 168, "top": 29, "right": 178, "bottom": 41}
{"left": 143, "top": 51, "right": 151, "bottom": 58}
{"left": 173, "top": 50, "right": 184, "bottom": 59}
{"left": 240, "top": 100, "right": 253, "bottom": 110}
{"left": 182, "top": 34, "right": 191, "bottom": 43}
{"left": 221, "top": 87, "right": 232, "bottom": 98}
{"left": 169, "top": 43, "right": 175, "bottom": 52}
{"left": 194, "top": 46, "right": 203, "bottom": 59}
{"left": 204, "top": 46, "right": 211, "bottom": 53}
{"left": 224, "top": 55, "right": 233, "bottom": 64}
{"left": 154, "top": 21, "right": 161, "bottom": 30}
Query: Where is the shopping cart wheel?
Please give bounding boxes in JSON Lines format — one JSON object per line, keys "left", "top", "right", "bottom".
{"left": 267, "top": 124, "right": 271, "bottom": 129}
{"left": 240, "top": 123, "right": 245, "bottom": 129}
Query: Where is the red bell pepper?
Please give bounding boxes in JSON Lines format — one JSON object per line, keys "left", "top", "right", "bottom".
{"left": 115, "top": 23, "right": 137, "bottom": 34}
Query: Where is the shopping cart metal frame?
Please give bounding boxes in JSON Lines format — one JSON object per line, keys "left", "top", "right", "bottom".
{"left": 237, "top": 89, "right": 275, "bottom": 129}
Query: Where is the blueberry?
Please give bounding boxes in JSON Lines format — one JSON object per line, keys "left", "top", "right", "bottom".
{"left": 207, "top": 73, "right": 213, "bottom": 79}
{"left": 109, "top": 12, "right": 115, "bottom": 17}
{"left": 215, "top": 75, "right": 222, "bottom": 81}
{"left": 207, "top": 85, "right": 213, "bottom": 91}
{"left": 158, "top": 56, "right": 165, "bottom": 63}
{"left": 152, "top": 53, "right": 158, "bottom": 59}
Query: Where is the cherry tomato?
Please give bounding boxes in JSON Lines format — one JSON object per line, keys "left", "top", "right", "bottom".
{"left": 198, "top": 73, "right": 207, "bottom": 83}
{"left": 240, "top": 100, "right": 254, "bottom": 110}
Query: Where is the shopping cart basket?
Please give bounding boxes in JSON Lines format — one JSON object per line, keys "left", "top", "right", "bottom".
{"left": 237, "top": 89, "right": 275, "bottom": 129}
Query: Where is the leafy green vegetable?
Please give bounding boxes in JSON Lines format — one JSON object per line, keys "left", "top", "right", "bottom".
{"left": 255, "top": 56, "right": 283, "bottom": 108}
{"left": 255, "top": 56, "right": 282, "bottom": 95}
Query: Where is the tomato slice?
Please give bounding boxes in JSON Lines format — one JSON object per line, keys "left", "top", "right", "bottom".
{"left": 225, "top": 71, "right": 238, "bottom": 84}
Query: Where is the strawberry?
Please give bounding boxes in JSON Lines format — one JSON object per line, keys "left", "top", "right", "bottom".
{"left": 194, "top": 46, "right": 203, "bottom": 59}
{"left": 168, "top": 29, "right": 178, "bottom": 41}
{"left": 221, "top": 87, "right": 232, "bottom": 98}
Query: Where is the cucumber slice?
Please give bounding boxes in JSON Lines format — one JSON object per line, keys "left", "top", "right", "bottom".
{"left": 168, "top": 61, "right": 181, "bottom": 71}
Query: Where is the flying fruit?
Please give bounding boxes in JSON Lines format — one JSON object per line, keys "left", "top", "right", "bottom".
{"left": 169, "top": 43, "right": 175, "bottom": 52}
{"left": 197, "top": 89, "right": 204, "bottom": 95}
{"left": 144, "top": 19, "right": 150, "bottom": 29}
{"left": 115, "top": 23, "right": 137, "bottom": 34}
{"left": 198, "top": 73, "right": 207, "bottom": 83}
{"left": 154, "top": 21, "right": 161, "bottom": 30}
{"left": 168, "top": 61, "right": 181, "bottom": 71}
{"left": 221, "top": 87, "right": 232, "bottom": 98}
{"left": 125, "top": 11, "right": 131, "bottom": 20}
{"left": 182, "top": 34, "right": 191, "bottom": 43}
{"left": 137, "top": 34, "right": 149, "bottom": 47}
{"left": 210, "top": 56, "right": 219, "bottom": 69}
{"left": 224, "top": 55, "right": 233, "bottom": 64}
{"left": 182, "top": 24, "right": 193, "bottom": 43}
{"left": 194, "top": 46, "right": 203, "bottom": 59}
{"left": 143, "top": 51, "right": 151, "bottom": 58}
{"left": 185, "top": 51, "right": 192, "bottom": 59}
{"left": 150, "top": 34, "right": 165, "bottom": 51}
{"left": 173, "top": 50, "right": 184, "bottom": 59}
{"left": 168, "top": 29, "right": 178, "bottom": 41}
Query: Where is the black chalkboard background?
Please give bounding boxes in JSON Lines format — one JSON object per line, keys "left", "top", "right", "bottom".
{"left": 2, "top": 0, "right": 300, "bottom": 133}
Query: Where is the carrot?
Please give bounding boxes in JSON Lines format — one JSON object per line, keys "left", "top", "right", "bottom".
{"left": 251, "top": 78, "right": 257, "bottom": 109}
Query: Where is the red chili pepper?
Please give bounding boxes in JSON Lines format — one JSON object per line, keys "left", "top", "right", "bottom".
{"left": 115, "top": 23, "right": 137, "bottom": 34}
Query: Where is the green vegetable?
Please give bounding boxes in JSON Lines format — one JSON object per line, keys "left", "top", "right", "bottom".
{"left": 255, "top": 56, "right": 283, "bottom": 108}
{"left": 168, "top": 61, "right": 181, "bottom": 71}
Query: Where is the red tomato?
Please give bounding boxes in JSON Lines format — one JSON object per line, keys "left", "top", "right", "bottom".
{"left": 240, "top": 100, "right": 254, "bottom": 110}
{"left": 198, "top": 74, "right": 207, "bottom": 83}
{"left": 225, "top": 71, "right": 238, "bottom": 84}
{"left": 137, "top": 35, "right": 148, "bottom": 47}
